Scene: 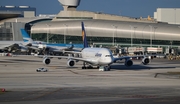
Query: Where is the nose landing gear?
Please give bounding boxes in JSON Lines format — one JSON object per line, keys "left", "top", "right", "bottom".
{"left": 99, "top": 66, "right": 111, "bottom": 71}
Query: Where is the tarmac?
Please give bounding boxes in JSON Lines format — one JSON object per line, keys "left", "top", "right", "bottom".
{"left": 0, "top": 56, "right": 180, "bottom": 104}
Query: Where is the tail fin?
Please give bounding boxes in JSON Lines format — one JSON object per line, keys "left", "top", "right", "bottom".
{"left": 81, "top": 22, "right": 88, "bottom": 48}
{"left": 20, "top": 29, "right": 34, "bottom": 44}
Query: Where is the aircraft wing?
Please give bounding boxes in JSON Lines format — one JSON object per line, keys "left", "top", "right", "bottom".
{"left": 113, "top": 56, "right": 131, "bottom": 62}
{"left": 8, "top": 43, "right": 20, "bottom": 48}
{"left": 113, "top": 55, "right": 150, "bottom": 62}
{"left": 42, "top": 55, "right": 95, "bottom": 64}
{"left": 1, "top": 43, "right": 20, "bottom": 51}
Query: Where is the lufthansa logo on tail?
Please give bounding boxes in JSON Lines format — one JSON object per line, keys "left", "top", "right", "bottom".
{"left": 82, "top": 31, "right": 85, "bottom": 41}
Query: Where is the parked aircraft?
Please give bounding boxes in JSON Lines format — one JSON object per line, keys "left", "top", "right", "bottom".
{"left": 0, "top": 35, "right": 32, "bottom": 53}
{"left": 21, "top": 29, "right": 83, "bottom": 55}
{"left": 42, "top": 22, "right": 150, "bottom": 70}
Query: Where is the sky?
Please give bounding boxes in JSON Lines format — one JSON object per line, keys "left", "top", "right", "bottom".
{"left": 1, "top": 0, "right": 180, "bottom": 18}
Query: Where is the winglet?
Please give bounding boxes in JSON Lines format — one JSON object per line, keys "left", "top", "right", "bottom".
{"left": 20, "top": 29, "right": 33, "bottom": 44}
{"left": 81, "top": 22, "right": 88, "bottom": 48}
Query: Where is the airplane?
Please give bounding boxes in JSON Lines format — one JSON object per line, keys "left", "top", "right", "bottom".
{"left": 20, "top": 29, "right": 83, "bottom": 55}
{"left": 0, "top": 34, "right": 32, "bottom": 53}
{"left": 0, "top": 42, "right": 20, "bottom": 52}
{"left": 42, "top": 22, "right": 150, "bottom": 70}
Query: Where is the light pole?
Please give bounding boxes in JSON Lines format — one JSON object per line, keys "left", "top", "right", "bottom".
{"left": 170, "top": 41, "right": 173, "bottom": 48}
{"left": 129, "top": 25, "right": 137, "bottom": 47}
{"left": 63, "top": 24, "right": 68, "bottom": 44}
{"left": 29, "top": 23, "right": 33, "bottom": 38}
{"left": 174, "top": 8, "right": 176, "bottom": 24}
{"left": 112, "top": 25, "right": 118, "bottom": 46}
{"left": 46, "top": 24, "right": 50, "bottom": 43}
{"left": 149, "top": 25, "right": 153, "bottom": 47}
{"left": 153, "top": 27, "right": 158, "bottom": 46}
{"left": 149, "top": 25, "right": 157, "bottom": 47}
{"left": 133, "top": 26, "right": 137, "bottom": 43}
{"left": 90, "top": 39, "right": 92, "bottom": 47}
{"left": 129, "top": 25, "right": 133, "bottom": 47}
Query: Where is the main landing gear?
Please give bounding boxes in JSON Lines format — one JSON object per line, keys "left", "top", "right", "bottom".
{"left": 82, "top": 64, "right": 94, "bottom": 69}
{"left": 81, "top": 62, "right": 111, "bottom": 71}
{"left": 81, "top": 62, "right": 96, "bottom": 69}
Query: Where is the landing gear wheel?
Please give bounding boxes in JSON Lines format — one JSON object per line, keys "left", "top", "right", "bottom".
{"left": 82, "top": 62, "right": 87, "bottom": 69}
{"left": 82, "top": 66, "right": 86, "bottom": 69}
{"left": 87, "top": 66, "right": 93, "bottom": 69}
{"left": 106, "top": 66, "right": 110, "bottom": 71}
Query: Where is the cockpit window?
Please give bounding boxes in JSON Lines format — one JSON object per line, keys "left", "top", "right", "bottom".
{"left": 105, "top": 55, "right": 112, "bottom": 57}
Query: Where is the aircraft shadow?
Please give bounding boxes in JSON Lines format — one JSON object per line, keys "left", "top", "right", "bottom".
{"left": 110, "top": 64, "right": 176, "bottom": 70}
{"left": 0, "top": 61, "right": 17, "bottom": 63}
{"left": 47, "top": 64, "right": 176, "bottom": 71}
{"left": 48, "top": 65, "right": 79, "bottom": 69}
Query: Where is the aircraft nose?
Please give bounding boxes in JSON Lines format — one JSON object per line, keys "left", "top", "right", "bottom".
{"left": 106, "top": 57, "right": 113, "bottom": 64}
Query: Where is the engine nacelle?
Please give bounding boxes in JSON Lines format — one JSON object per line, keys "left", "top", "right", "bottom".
{"left": 142, "top": 57, "right": 150, "bottom": 65}
{"left": 7, "top": 47, "right": 12, "bottom": 52}
{"left": 43, "top": 58, "right": 51, "bottom": 65}
{"left": 125, "top": 59, "right": 133, "bottom": 67}
{"left": 67, "top": 59, "right": 75, "bottom": 67}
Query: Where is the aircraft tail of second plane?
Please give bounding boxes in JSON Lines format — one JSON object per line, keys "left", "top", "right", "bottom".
{"left": 20, "top": 29, "right": 34, "bottom": 45}
{"left": 21, "top": 22, "right": 88, "bottom": 48}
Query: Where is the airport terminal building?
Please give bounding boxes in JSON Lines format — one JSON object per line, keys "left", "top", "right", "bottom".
{"left": 0, "top": 5, "right": 51, "bottom": 41}
{"left": 0, "top": 0, "right": 180, "bottom": 48}
{"left": 31, "top": 20, "right": 180, "bottom": 47}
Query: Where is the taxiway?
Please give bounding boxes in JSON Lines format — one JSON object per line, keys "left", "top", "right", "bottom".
{"left": 0, "top": 56, "right": 180, "bottom": 104}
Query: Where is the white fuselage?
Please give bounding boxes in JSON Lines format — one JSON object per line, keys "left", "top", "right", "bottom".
{"left": 37, "top": 44, "right": 81, "bottom": 53}
{"left": 48, "top": 46, "right": 69, "bottom": 52}
{"left": 37, "top": 44, "right": 72, "bottom": 52}
{"left": 81, "top": 48, "right": 114, "bottom": 66}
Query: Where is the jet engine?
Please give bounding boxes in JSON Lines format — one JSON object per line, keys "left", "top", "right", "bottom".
{"left": 125, "top": 59, "right": 133, "bottom": 67}
{"left": 142, "top": 57, "right": 150, "bottom": 65}
{"left": 67, "top": 59, "right": 75, "bottom": 67}
{"left": 7, "top": 47, "right": 12, "bottom": 52}
{"left": 43, "top": 58, "right": 51, "bottom": 65}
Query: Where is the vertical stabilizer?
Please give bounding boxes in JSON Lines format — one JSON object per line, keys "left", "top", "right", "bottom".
{"left": 20, "top": 29, "right": 34, "bottom": 44}
{"left": 81, "top": 22, "right": 88, "bottom": 48}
